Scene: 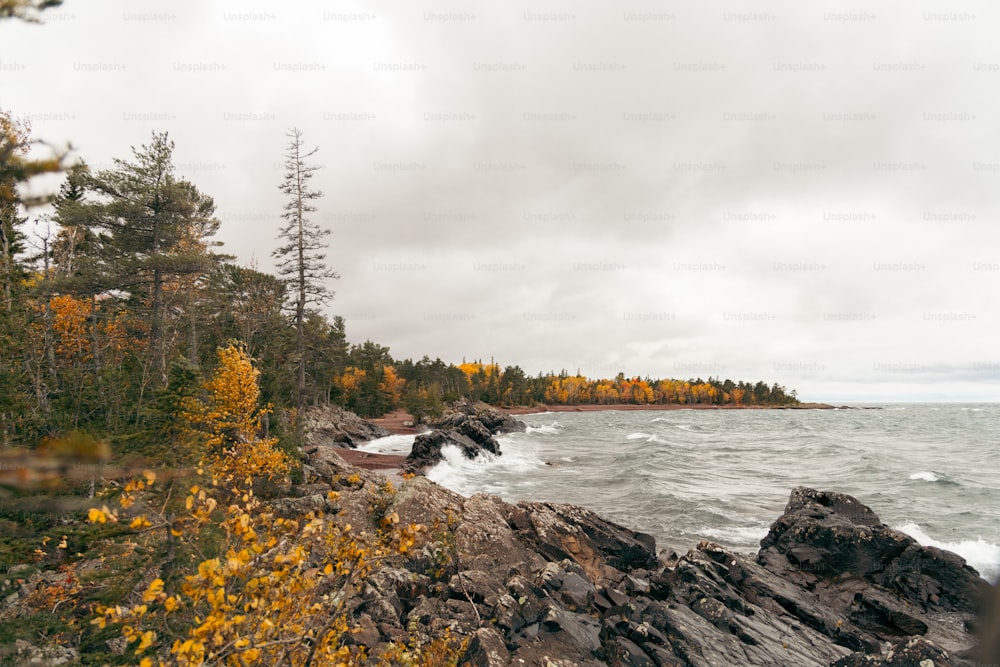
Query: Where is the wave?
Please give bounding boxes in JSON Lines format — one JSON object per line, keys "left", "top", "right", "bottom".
{"left": 906, "top": 471, "right": 960, "bottom": 487}
{"left": 356, "top": 434, "right": 416, "bottom": 456}
{"left": 697, "top": 524, "right": 770, "bottom": 547}
{"left": 626, "top": 432, "right": 667, "bottom": 444}
{"left": 895, "top": 521, "right": 1000, "bottom": 583}
{"left": 426, "top": 444, "right": 545, "bottom": 497}
{"left": 526, "top": 422, "right": 563, "bottom": 435}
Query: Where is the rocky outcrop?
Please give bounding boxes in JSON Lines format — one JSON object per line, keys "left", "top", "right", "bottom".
{"left": 404, "top": 400, "right": 526, "bottom": 474}
{"left": 293, "top": 446, "right": 993, "bottom": 667}
{"left": 431, "top": 398, "right": 527, "bottom": 435}
{"left": 300, "top": 405, "right": 389, "bottom": 449}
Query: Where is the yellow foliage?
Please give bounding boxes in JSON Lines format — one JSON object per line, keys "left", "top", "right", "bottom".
{"left": 182, "top": 344, "right": 289, "bottom": 489}
{"left": 89, "top": 460, "right": 459, "bottom": 667}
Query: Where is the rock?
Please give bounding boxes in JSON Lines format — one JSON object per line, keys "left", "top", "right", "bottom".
{"left": 463, "top": 627, "right": 511, "bottom": 667}
{"left": 14, "top": 639, "right": 79, "bottom": 665}
{"left": 401, "top": 400, "right": 526, "bottom": 474}
{"left": 404, "top": 428, "right": 497, "bottom": 474}
{"left": 300, "top": 405, "right": 389, "bottom": 449}
{"left": 831, "top": 636, "right": 955, "bottom": 666}
{"left": 760, "top": 487, "right": 989, "bottom": 616}
{"left": 431, "top": 398, "right": 527, "bottom": 435}
{"left": 510, "top": 501, "right": 658, "bottom": 581}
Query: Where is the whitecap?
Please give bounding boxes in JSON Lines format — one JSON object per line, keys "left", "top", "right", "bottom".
{"left": 627, "top": 432, "right": 652, "bottom": 440}
{"left": 526, "top": 422, "right": 562, "bottom": 435}
{"left": 426, "top": 444, "right": 545, "bottom": 498}
{"left": 909, "top": 471, "right": 939, "bottom": 482}
{"left": 356, "top": 433, "right": 416, "bottom": 456}
{"left": 698, "top": 525, "right": 770, "bottom": 547}
{"left": 895, "top": 521, "right": 1000, "bottom": 583}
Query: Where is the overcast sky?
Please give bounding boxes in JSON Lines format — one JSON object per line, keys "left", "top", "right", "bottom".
{"left": 3, "top": 0, "right": 999, "bottom": 401}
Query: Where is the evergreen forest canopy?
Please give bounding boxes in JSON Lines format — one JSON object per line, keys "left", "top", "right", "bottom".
{"left": 1, "top": 122, "right": 800, "bottom": 448}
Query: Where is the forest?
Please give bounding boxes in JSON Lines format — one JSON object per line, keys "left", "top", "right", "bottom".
{"left": 1, "top": 115, "right": 799, "bottom": 451}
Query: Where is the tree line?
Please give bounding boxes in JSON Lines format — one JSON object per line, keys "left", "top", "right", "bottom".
{"left": 1, "top": 117, "right": 799, "bottom": 450}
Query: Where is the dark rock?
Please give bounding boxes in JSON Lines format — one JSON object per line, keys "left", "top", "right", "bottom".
{"left": 760, "top": 487, "right": 990, "bottom": 617}
{"left": 300, "top": 405, "right": 389, "bottom": 449}
{"left": 541, "top": 606, "right": 603, "bottom": 653}
{"left": 431, "top": 398, "right": 527, "bottom": 434}
{"left": 512, "top": 501, "right": 659, "bottom": 580}
{"left": 560, "top": 570, "right": 596, "bottom": 610}
{"left": 404, "top": 424, "right": 501, "bottom": 474}
{"left": 459, "top": 418, "right": 501, "bottom": 454}
{"left": 404, "top": 429, "right": 485, "bottom": 473}
{"left": 607, "top": 636, "right": 658, "bottom": 666}
{"left": 463, "top": 627, "right": 510, "bottom": 667}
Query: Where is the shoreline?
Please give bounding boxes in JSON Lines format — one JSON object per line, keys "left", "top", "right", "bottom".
{"left": 501, "top": 402, "right": 836, "bottom": 415}
{"left": 367, "top": 402, "right": 838, "bottom": 435}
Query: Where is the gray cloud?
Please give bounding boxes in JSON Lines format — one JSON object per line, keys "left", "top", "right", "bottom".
{"left": 3, "top": 0, "right": 998, "bottom": 400}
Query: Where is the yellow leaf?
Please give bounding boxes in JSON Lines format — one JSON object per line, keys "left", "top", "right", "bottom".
{"left": 137, "top": 630, "right": 156, "bottom": 653}
{"left": 88, "top": 508, "right": 107, "bottom": 524}
{"left": 130, "top": 516, "right": 152, "bottom": 530}
{"left": 144, "top": 470, "right": 156, "bottom": 485}
{"left": 143, "top": 579, "right": 164, "bottom": 603}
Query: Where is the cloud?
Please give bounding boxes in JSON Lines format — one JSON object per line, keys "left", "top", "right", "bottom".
{"left": 4, "top": 0, "right": 997, "bottom": 400}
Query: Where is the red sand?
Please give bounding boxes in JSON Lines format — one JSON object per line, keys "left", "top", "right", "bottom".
{"left": 335, "top": 448, "right": 408, "bottom": 471}
{"left": 369, "top": 409, "right": 422, "bottom": 436}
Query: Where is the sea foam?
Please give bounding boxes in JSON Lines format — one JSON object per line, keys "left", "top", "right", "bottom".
{"left": 896, "top": 521, "right": 1000, "bottom": 583}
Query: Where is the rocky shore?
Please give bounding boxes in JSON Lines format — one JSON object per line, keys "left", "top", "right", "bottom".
{"left": 297, "top": 406, "right": 997, "bottom": 666}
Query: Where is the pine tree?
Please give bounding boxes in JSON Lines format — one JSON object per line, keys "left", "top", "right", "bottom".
{"left": 272, "top": 128, "right": 339, "bottom": 414}
{"left": 57, "top": 132, "right": 224, "bottom": 389}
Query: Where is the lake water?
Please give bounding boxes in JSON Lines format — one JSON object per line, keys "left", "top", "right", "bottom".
{"left": 359, "top": 404, "right": 1000, "bottom": 582}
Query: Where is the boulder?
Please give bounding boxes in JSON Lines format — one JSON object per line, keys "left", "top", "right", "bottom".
{"left": 431, "top": 398, "right": 527, "bottom": 434}
{"left": 300, "top": 405, "right": 389, "bottom": 449}
{"left": 404, "top": 428, "right": 498, "bottom": 474}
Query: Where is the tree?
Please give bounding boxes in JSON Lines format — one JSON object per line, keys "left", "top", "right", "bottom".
{"left": 182, "top": 343, "right": 288, "bottom": 489}
{"left": 58, "top": 132, "right": 224, "bottom": 389}
{"left": 273, "top": 128, "right": 339, "bottom": 416}
{"left": 0, "top": 111, "right": 34, "bottom": 313}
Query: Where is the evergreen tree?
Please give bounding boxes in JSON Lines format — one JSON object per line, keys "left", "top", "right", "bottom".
{"left": 57, "top": 132, "right": 224, "bottom": 390}
{"left": 272, "top": 128, "right": 339, "bottom": 414}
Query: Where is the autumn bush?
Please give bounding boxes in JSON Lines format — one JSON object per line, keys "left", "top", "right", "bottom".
{"left": 76, "top": 344, "right": 466, "bottom": 666}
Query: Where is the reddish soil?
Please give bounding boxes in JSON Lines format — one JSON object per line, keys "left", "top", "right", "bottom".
{"left": 335, "top": 448, "right": 409, "bottom": 472}
{"left": 369, "top": 409, "right": 422, "bottom": 436}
